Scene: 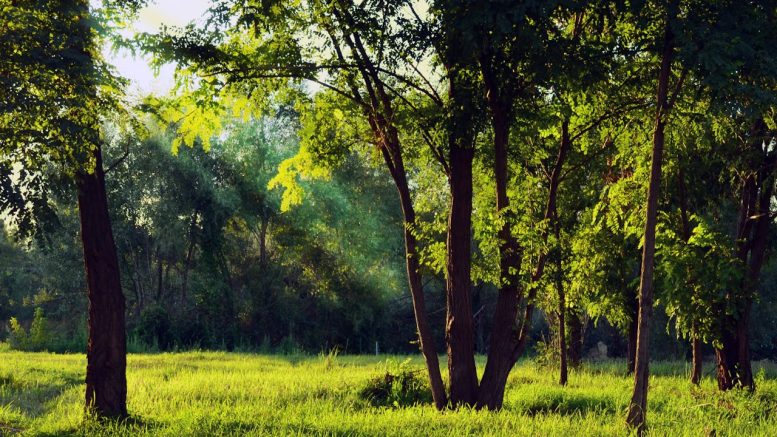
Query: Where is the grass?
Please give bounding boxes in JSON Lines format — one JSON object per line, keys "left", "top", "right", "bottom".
{"left": 1, "top": 345, "right": 776, "bottom": 436}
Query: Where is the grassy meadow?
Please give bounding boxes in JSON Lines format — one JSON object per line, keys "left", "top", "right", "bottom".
{"left": 1, "top": 344, "right": 777, "bottom": 436}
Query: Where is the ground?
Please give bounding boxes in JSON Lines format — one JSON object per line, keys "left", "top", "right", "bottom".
{"left": 1, "top": 345, "right": 776, "bottom": 436}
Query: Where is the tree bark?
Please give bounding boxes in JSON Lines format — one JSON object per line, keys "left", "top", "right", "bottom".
{"left": 476, "top": 76, "right": 523, "bottom": 409}
{"left": 445, "top": 127, "right": 479, "bottom": 407}
{"left": 77, "top": 146, "right": 127, "bottom": 419}
{"left": 554, "top": 211, "right": 568, "bottom": 386}
{"left": 383, "top": 143, "right": 449, "bottom": 409}
{"left": 568, "top": 310, "right": 583, "bottom": 368}
{"left": 626, "top": 2, "right": 677, "bottom": 431}
{"left": 691, "top": 334, "right": 703, "bottom": 385}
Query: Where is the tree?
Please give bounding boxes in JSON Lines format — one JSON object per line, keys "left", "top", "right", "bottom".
{"left": 0, "top": 0, "right": 143, "bottom": 418}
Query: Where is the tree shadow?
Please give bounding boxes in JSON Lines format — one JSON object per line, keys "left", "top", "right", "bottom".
{"left": 514, "top": 392, "right": 617, "bottom": 416}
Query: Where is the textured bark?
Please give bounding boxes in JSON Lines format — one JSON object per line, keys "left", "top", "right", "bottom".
{"left": 445, "top": 132, "right": 479, "bottom": 407}
{"left": 77, "top": 146, "right": 127, "bottom": 418}
{"left": 387, "top": 146, "right": 449, "bottom": 409}
{"left": 691, "top": 333, "right": 703, "bottom": 385}
{"left": 476, "top": 81, "right": 522, "bottom": 410}
{"left": 568, "top": 311, "right": 583, "bottom": 368}
{"left": 555, "top": 220, "right": 568, "bottom": 386}
{"left": 626, "top": 3, "right": 677, "bottom": 431}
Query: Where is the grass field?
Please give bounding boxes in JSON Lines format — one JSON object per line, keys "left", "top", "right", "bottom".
{"left": 1, "top": 344, "right": 777, "bottom": 436}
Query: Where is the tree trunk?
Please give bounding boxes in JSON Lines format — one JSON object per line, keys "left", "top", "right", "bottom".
{"left": 77, "top": 146, "right": 127, "bottom": 419}
{"left": 555, "top": 212, "right": 568, "bottom": 386}
{"left": 626, "top": 3, "right": 677, "bottom": 431}
{"left": 385, "top": 146, "right": 449, "bottom": 409}
{"left": 568, "top": 310, "right": 583, "bottom": 368}
{"left": 691, "top": 331, "right": 703, "bottom": 385}
{"left": 476, "top": 91, "right": 522, "bottom": 410}
{"left": 717, "top": 118, "right": 774, "bottom": 391}
{"left": 324, "top": 21, "right": 449, "bottom": 408}
{"left": 445, "top": 132, "right": 478, "bottom": 407}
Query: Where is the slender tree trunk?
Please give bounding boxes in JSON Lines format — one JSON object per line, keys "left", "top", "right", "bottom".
{"left": 554, "top": 212, "right": 568, "bottom": 386}
{"left": 626, "top": 3, "right": 677, "bottom": 430}
{"left": 568, "top": 310, "right": 583, "bottom": 368}
{"left": 77, "top": 146, "right": 127, "bottom": 418}
{"left": 477, "top": 93, "right": 523, "bottom": 410}
{"left": 691, "top": 331, "right": 703, "bottom": 385}
{"left": 677, "top": 167, "right": 704, "bottom": 385}
{"left": 384, "top": 144, "right": 448, "bottom": 409}
{"left": 446, "top": 132, "right": 478, "bottom": 407}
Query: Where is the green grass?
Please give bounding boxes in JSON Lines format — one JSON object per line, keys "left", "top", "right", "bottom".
{"left": 1, "top": 346, "right": 776, "bottom": 436}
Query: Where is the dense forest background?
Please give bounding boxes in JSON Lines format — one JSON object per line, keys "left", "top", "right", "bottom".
{"left": 4, "top": 107, "right": 777, "bottom": 361}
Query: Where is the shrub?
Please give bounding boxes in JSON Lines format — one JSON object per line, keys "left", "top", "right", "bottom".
{"left": 8, "top": 308, "right": 53, "bottom": 352}
{"left": 8, "top": 317, "right": 28, "bottom": 350}
{"left": 28, "top": 308, "right": 49, "bottom": 351}
{"left": 358, "top": 359, "right": 432, "bottom": 408}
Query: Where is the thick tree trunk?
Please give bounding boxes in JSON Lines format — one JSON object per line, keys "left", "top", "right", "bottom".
{"left": 568, "top": 310, "right": 583, "bottom": 368}
{"left": 77, "top": 146, "right": 127, "bottom": 419}
{"left": 626, "top": 3, "right": 676, "bottom": 431}
{"left": 445, "top": 134, "right": 478, "bottom": 407}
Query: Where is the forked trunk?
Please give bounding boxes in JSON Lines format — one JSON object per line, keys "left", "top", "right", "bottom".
{"left": 716, "top": 118, "right": 774, "bottom": 392}
{"left": 77, "top": 146, "right": 127, "bottom": 418}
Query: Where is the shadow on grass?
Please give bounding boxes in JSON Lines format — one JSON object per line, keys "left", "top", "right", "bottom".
{"left": 31, "top": 415, "right": 160, "bottom": 437}
{"left": 514, "top": 392, "right": 617, "bottom": 417}
{"left": 0, "top": 370, "right": 83, "bottom": 419}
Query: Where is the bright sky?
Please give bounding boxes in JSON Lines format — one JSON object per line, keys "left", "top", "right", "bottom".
{"left": 106, "top": 0, "right": 211, "bottom": 97}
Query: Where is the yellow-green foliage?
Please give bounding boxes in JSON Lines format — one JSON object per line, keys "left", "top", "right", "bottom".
{"left": 1, "top": 351, "right": 777, "bottom": 436}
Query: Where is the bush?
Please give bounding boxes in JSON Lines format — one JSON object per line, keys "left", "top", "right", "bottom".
{"left": 7, "top": 308, "right": 52, "bottom": 352}
{"left": 8, "top": 317, "right": 28, "bottom": 350}
{"left": 358, "top": 359, "right": 432, "bottom": 408}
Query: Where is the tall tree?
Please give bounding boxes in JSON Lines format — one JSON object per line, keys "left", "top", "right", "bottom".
{"left": 0, "top": 0, "right": 138, "bottom": 418}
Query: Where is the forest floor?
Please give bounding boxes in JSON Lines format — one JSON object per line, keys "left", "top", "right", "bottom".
{"left": 1, "top": 345, "right": 777, "bottom": 436}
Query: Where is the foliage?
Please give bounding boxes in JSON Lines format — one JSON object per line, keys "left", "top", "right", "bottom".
{"left": 358, "top": 359, "right": 433, "bottom": 408}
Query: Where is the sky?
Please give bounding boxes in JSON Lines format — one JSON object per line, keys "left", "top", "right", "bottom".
{"left": 106, "top": 0, "right": 211, "bottom": 96}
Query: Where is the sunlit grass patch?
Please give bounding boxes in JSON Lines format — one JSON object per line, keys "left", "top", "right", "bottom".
{"left": 1, "top": 350, "right": 776, "bottom": 436}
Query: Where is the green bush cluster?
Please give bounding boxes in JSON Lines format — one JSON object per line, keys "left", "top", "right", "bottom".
{"left": 8, "top": 307, "right": 50, "bottom": 351}
{"left": 358, "top": 359, "right": 432, "bottom": 408}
